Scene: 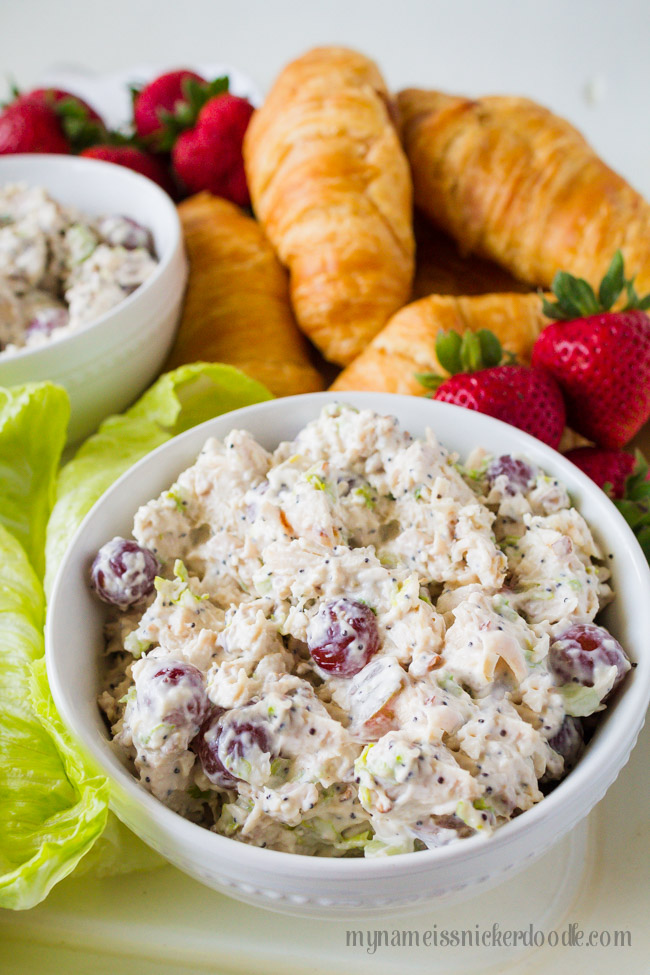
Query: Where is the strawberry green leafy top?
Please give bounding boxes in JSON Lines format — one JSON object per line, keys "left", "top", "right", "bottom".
{"left": 542, "top": 250, "right": 650, "bottom": 321}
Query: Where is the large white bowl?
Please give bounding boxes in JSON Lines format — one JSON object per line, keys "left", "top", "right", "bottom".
{"left": 0, "top": 154, "right": 187, "bottom": 443}
{"left": 46, "top": 393, "right": 650, "bottom": 919}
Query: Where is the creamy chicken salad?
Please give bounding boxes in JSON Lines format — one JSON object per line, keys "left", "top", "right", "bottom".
{"left": 0, "top": 183, "right": 158, "bottom": 353}
{"left": 94, "top": 405, "right": 630, "bottom": 857}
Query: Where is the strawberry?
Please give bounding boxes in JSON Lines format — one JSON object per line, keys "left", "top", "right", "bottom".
{"left": 565, "top": 448, "right": 650, "bottom": 563}
{"left": 129, "top": 71, "right": 253, "bottom": 205}
{"left": 417, "top": 328, "right": 566, "bottom": 448}
{"left": 3, "top": 86, "right": 106, "bottom": 152}
{"left": 171, "top": 93, "right": 254, "bottom": 206}
{"left": 613, "top": 453, "right": 650, "bottom": 562}
{"left": 0, "top": 101, "right": 70, "bottom": 154}
{"left": 434, "top": 366, "right": 566, "bottom": 448}
{"left": 531, "top": 252, "right": 650, "bottom": 448}
{"left": 132, "top": 69, "right": 205, "bottom": 145}
{"left": 563, "top": 446, "right": 636, "bottom": 499}
{"left": 14, "top": 87, "right": 104, "bottom": 124}
{"left": 81, "top": 145, "right": 175, "bottom": 196}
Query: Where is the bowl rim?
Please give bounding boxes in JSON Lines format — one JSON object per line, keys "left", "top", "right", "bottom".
{"left": 0, "top": 153, "right": 182, "bottom": 364}
{"left": 45, "top": 392, "right": 650, "bottom": 878}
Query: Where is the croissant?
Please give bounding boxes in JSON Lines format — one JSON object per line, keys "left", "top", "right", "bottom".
{"left": 331, "top": 292, "right": 547, "bottom": 395}
{"left": 411, "top": 212, "right": 531, "bottom": 301}
{"left": 398, "top": 90, "right": 650, "bottom": 293}
{"left": 244, "top": 47, "right": 415, "bottom": 366}
{"left": 165, "top": 193, "right": 324, "bottom": 397}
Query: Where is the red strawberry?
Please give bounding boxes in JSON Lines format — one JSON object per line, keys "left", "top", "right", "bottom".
{"left": 435, "top": 365, "right": 565, "bottom": 448}
{"left": 563, "top": 446, "right": 636, "bottom": 499}
{"left": 0, "top": 101, "right": 70, "bottom": 154}
{"left": 171, "top": 93, "right": 254, "bottom": 206}
{"left": 133, "top": 69, "right": 205, "bottom": 144}
{"left": 81, "top": 145, "right": 175, "bottom": 196}
{"left": 564, "top": 448, "right": 650, "bottom": 563}
{"left": 417, "top": 327, "right": 566, "bottom": 448}
{"left": 14, "top": 87, "right": 104, "bottom": 124}
{"left": 532, "top": 252, "right": 650, "bottom": 448}
{"left": 3, "top": 86, "right": 106, "bottom": 152}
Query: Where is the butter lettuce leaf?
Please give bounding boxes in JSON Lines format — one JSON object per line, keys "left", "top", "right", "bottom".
{"left": 0, "top": 383, "right": 69, "bottom": 578}
{"left": 127, "top": 360, "right": 272, "bottom": 435}
{"left": 0, "top": 525, "right": 108, "bottom": 910}
{"left": 1, "top": 362, "right": 270, "bottom": 909}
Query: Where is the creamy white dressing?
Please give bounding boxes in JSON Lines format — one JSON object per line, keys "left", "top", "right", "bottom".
{"left": 0, "top": 183, "right": 157, "bottom": 353}
{"left": 99, "top": 405, "right": 623, "bottom": 857}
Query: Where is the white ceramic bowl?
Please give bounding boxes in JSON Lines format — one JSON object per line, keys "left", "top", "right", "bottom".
{"left": 46, "top": 393, "right": 650, "bottom": 919}
{"left": 0, "top": 154, "right": 186, "bottom": 444}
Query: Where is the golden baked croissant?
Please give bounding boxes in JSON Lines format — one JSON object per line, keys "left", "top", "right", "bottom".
{"left": 398, "top": 90, "right": 650, "bottom": 293}
{"left": 244, "top": 47, "right": 415, "bottom": 366}
{"left": 411, "top": 212, "right": 531, "bottom": 300}
{"left": 331, "top": 292, "right": 547, "bottom": 394}
{"left": 166, "top": 193, "right": 324, "bottom": 397}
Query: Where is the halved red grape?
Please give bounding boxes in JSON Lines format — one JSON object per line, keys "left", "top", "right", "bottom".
{"left": 191, "top": 710, "right": 273, "bottom": 788}
{"left": 486, "top": 455, "right": 536, "bottom": 496}
{"left": 191, "top": 707, "right": 233, "bottom": 787}
{"left": 221, "top": 719, "right": 273, "bottom": 777}
{"left": 548, "top": 716, "right": 584, "bottom": 775}
{"left": 146, "top": 661, "right": 210, "bottom": 729}
{"left": 549, "top": 623, "right": 630, "bottom": 697}
{"left": 307, "top": 598, "right": 380, "bottom": 677}
{"left": 91, "top": 536, "right": 159, "bottom": 608}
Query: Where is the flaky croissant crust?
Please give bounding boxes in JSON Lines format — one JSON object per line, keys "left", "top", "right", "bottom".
{"left": 331, "top": 291, "right": 548, "bottom": 395}
{"left": 244, "top": 47, "right": 415, "bottom": 365}
{"left": 166, "top": 192, "right": 324, "bottom": 397}
{"left": 398, "top": 89, "right": 650, "bottom": 294}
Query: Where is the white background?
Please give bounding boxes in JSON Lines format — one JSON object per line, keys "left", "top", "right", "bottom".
{"left": 3, "top": 0, "right": 650, "bottom": 195}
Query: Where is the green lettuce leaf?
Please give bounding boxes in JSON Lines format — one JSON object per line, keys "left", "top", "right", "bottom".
{"left": 45, "top": 362, "right": 271, "bottom": 595}
{"left": 126, "top": 360, "right": 272, "bottom": 435}
{"left": 0, "top": 383, "right": 69, "bottom": 578}
{"left": 2, "top": 362, "right": 270, "bottom": 908}
{"left": 68, "top": 809, "right": 164, "bottom": 879}
{"left": 0, "top": 525, "right": 108, "bottom": 910}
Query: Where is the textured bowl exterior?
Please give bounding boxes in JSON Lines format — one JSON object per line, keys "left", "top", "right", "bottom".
{"left": 0, "top": 154, "right": 186, "bottom": 443}
{"left": 46, "top": 393, "right": 650, "bottom": 918}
